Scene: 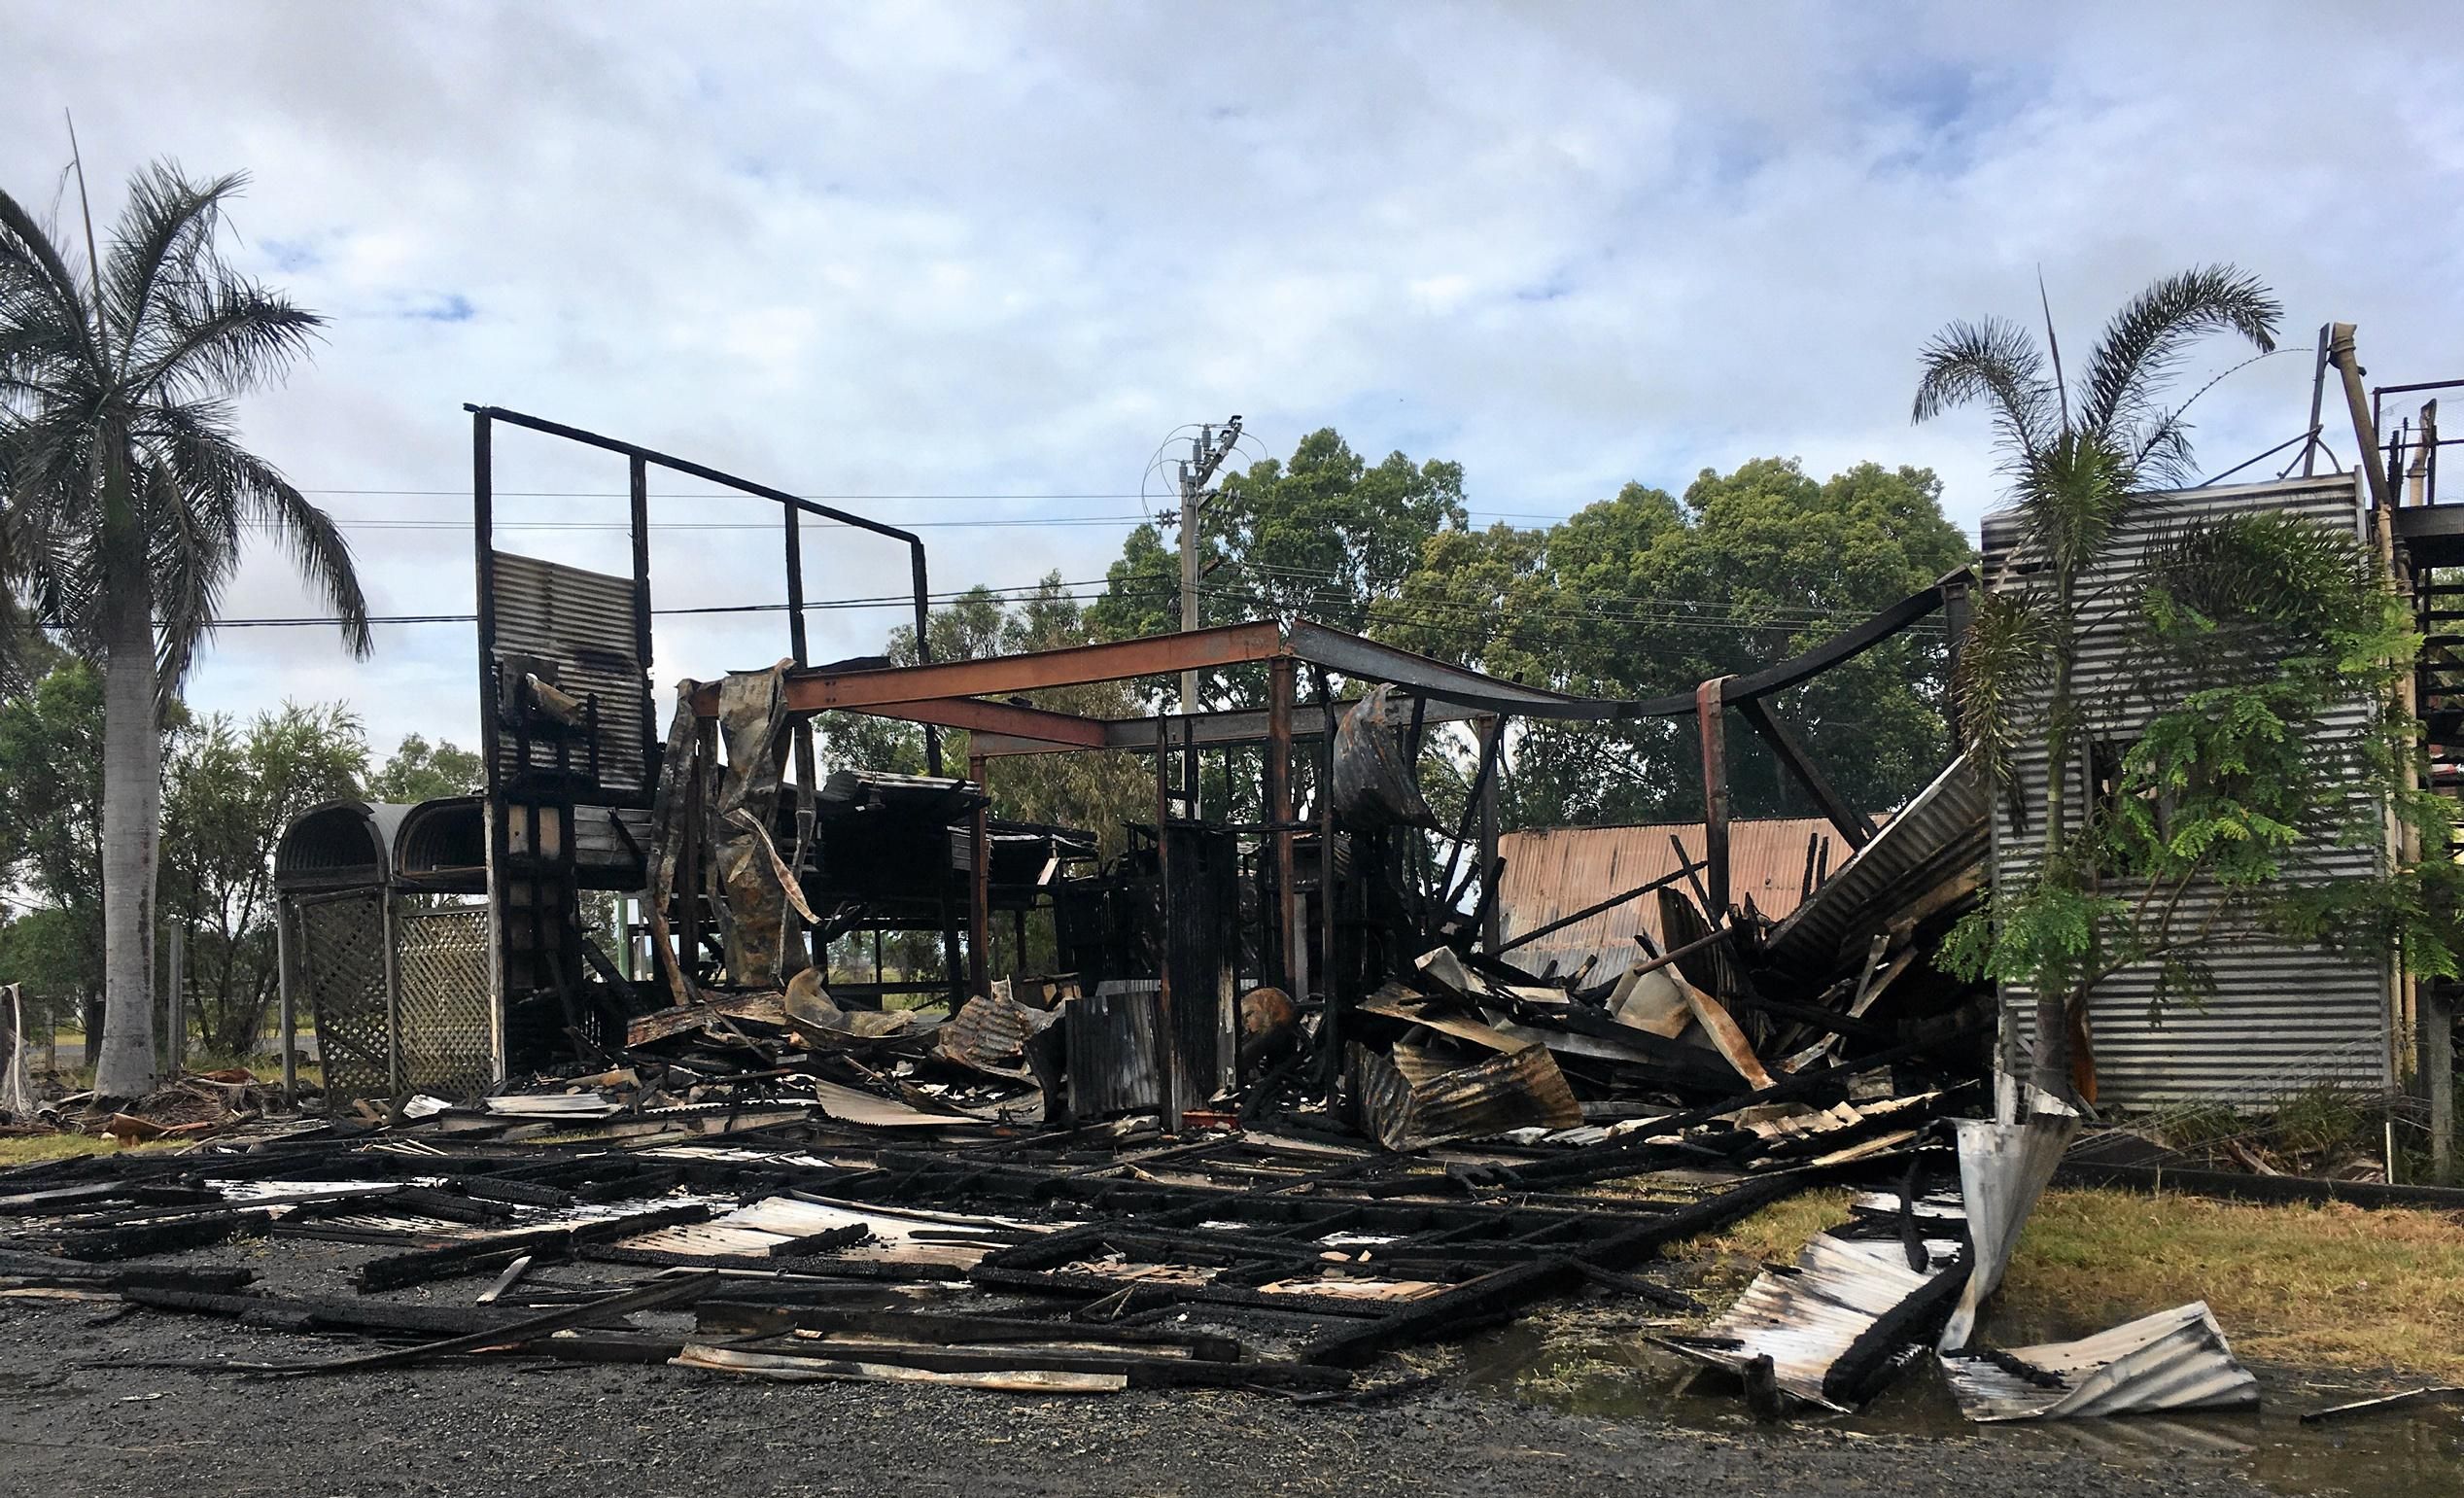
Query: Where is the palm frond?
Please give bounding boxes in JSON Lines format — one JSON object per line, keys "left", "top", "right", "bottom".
{"left": 2079, "top": 264, "right": 2280, "bottom": 439}
{"left": 1912, "top": 315, "right": 2057, "bottom": 463}
{"left": 1956, "top": 587, "right": 2055, "bottom": 791}
{"left": 138, "top": 268, "right": 322, "bottom": 400}
{"left": 151, "top": 403, "right": 369, "bottom": 659}
{"left": 104, "top": 162, "right": 246, "bottom": 386}
{"left": 0, "top": 184, "right": 101, "bottom": 382}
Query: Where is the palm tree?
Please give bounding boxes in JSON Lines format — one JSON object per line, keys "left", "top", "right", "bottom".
{"left": 0, "top": 161, "right": 369, "bottom": 1098}
{"left": 1913, "top": 266, "right": 2282, "bottom": 1103}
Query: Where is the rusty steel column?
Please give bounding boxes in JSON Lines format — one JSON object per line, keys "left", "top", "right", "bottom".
{"left": 967, "top": 753, "right": 990, "bottom": 999}
{"left": 1696, "top": 677, "right": 1733, "bottom": 917}
{"left": 1267, "top": 657, "right": 1301, "bottom": 998}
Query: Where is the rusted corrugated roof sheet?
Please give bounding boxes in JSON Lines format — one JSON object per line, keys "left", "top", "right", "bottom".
{"left": 1496, "top": 818, "right": 1858, "bottom": 977}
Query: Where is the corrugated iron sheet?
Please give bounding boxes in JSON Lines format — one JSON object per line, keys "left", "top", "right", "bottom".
{"left": 1982, "top": 473, "right": 2394, "bottom": 1105}
{"left": 1760, "top": 753, "right": 1987, "bottom": 979}
{"left": 1346, "top": 1039, "right": 1581, "bottom": 1151}
{"left": 1940, "top": 1108, "right": 2079, "bottom": 1350}
{"left": 1939, "top": 1302, "right": 2258, "bottom": 1420}
{"left": 1068, "top": 983, "right": 1162, "bottom": 1118}
{"left": 1497, "top": 818, "right": 1857, "bottom": 977}
{"left": 1659, "top": 1229, "right": 1967, "bottom": 1412}
{"left": 488, "top": 551, "right": 650, "bottom": 794}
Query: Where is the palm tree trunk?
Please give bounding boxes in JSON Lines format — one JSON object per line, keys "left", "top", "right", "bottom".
{"left": 93, "top": 579, "right": 160, "bottom": 1099}
{"left": 2029, "top": 597, "right": 2078, "bottom": 1106}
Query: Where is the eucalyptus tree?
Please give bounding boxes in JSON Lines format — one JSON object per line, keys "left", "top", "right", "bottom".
{"left": 1916, "top": 267, "right": 2459, "bottom": 1104}
{"left": 0, "top": 163, "right": 368, "bottom": 1097}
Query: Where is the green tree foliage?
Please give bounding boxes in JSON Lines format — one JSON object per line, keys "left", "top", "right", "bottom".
{"left": 159, "top": 703, "right": 367, "bottom": 1057}
{"left": 1091, "top": 429, "right": 1467, "bottom": 708}
{"left": 0, "top": 647, "right": 112, "bottom": 1036}
{"left": 366, "top": 734, "right": 484, "bottom": 802}
{"left": 1125, "top": 435, "right": 1974, "bottom": 827}
{"left": 816, "top": 572, "right": 1153, "bottom": 984}
{"left": 818, "top": 571, "right": 1152, "bottom": 851}
{"left": 0, "top": 163, "right": 369, "bottom": 1097}
{"left": 1915, "top": 264, "right": 2463, "bottom": 1103}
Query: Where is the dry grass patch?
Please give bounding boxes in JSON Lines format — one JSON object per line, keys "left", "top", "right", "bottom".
{"left": 1996, "top": 1188, "right": 2464, "bottom": 1380}
{"left": 0, "top": 1132, "right": 187, "bottom": 1167}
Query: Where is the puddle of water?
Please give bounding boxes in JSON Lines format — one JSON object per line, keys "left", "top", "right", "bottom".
{"left": 1458, "top": 1325, "right": 2464, "bottom": 1497}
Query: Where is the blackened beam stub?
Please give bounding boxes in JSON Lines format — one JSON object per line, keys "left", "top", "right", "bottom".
{"left": 1697, "top": 677, "right": 1732, "bottom": 915}
{"left": 1734, "top": 696, "right": 1874, "bottom": 849}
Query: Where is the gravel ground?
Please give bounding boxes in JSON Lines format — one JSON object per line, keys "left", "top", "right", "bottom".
{"left": 0, "top": 1239, "right": 2276, "bottom": 1498}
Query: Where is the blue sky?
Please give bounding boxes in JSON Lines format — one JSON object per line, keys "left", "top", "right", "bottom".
{"left": 9, "top": 1, "right": 2462, "bottom": 756}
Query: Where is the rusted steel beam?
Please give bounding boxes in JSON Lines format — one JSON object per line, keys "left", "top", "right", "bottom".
{"left": 844, "top": 698, "right": 1109, "bottom": 749}
{"left": 1733, "top": 696, "right": 1873, "bottom": 849}
{"left": 1696, "top": 677, "right": 1732, "bottom": 916}
{"left": 705, "top": 622, "right": 1290, "bottom": 717}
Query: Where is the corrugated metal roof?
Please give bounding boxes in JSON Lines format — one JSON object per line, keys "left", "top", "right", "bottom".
{"left": 1981, "top": 473, "right": 2395, "bottom": 1105}
{"left": 1496, "top": 818, "right": 1858, "bottom": 977}
{"left": 1761, "top": 753, "right": 1988, "bottom": 979}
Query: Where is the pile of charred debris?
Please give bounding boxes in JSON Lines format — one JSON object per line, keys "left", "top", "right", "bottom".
{"left": 0, "top": 640, "right": 2266, "bottom": 1416}
{"left": 0, "top": 740, "right": 2095, "bottom": 1412}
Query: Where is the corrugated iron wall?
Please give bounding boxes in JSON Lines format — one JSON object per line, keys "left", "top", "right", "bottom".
{"left": 488, "top": 551, "right": 651, "bottom": 797}
{"left": 1983, "top": 472, "right": 2395, "bottom": 1106}
{"left": 1496, "top": 817, "right": 1856, "bottom": 977}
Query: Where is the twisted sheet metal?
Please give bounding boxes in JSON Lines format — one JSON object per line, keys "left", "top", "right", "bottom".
{"left": 1658, "top": 1230, "right": 1966, "bottom": 1412}
{"left": 1939, "top": 1302, "right": 2258, "bottom": 1421}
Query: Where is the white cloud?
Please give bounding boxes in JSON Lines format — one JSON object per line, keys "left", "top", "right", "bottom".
{"left": 8, "top": 0, "right": 2461, "bottom": 758}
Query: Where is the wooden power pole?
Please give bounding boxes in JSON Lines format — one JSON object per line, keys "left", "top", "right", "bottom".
{"left": 1175, "top": 417, "right": 1243, "bottom": 726}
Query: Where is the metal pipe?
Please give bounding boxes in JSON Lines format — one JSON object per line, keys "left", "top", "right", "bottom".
{"left": 1153, "top": 715, "right": 1180, "bottom": 1128}
{"left": 459, "top": 404, "right": 923, "bottom": 545}
{"left": 1476, "top": 715, "right": 1501, "bottom": 954}
{"left": 1494, "top": 859, "right": 1708, "bottom": 956}
{"left": 910, "top": 542, "right": 942, "bottom": 778}
{"left": 1267, "top": 657, "right": 1300, "bottom": 998}
{"left": 275, "top": 899, "right": 295, "bottom": 1106}
{"left": 968, "top": 753, "right": 990, "bottom": 999}
{"left": 2329, "top": 324, "right": 2397, "bottom": 512}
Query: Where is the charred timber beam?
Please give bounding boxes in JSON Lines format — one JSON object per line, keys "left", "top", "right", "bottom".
{"left": 1733, "top": 697, "right": 1873, "bottom": 849}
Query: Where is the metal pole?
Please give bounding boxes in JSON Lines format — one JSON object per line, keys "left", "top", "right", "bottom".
{"left": 2428, "top": 987, "right": 2456, "bottom": 1186}
{"left": 1153, "top": 715, "right": 1179, "bottom": 1128}
{"left": 1477, "top": 716, "right": 1502, "bottom": 954}
{"left": 275, "top": 899, "right": 295, "bottom": 1106}
{"left": 1267, "top": 656, "right": 1301, "bottom": 998}
{"left": 165, "top": 925, "right": 184, "bottom": 1074}
{"left": 968, "top": 753, "right": 990, "bottom": 998}
{"left": 2304, "top": 323, "right": 2331, "bottom": 477}
{"left": 910, "top": 542, "right": 943, "bottom": 777}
